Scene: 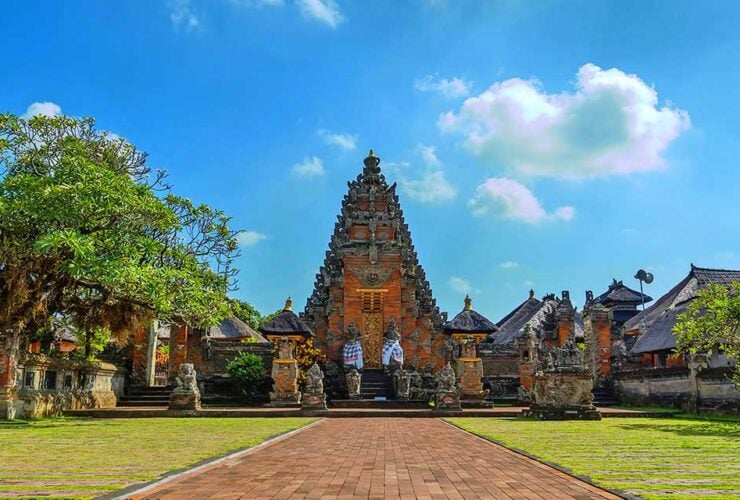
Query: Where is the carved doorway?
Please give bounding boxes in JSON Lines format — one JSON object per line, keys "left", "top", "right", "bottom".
{"left": 360, "top": 290, "right": 384, "bottom": 368}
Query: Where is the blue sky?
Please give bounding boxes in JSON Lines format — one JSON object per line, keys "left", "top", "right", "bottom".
{"left": 3, "top": 1, "right": 740, "bottom": 320}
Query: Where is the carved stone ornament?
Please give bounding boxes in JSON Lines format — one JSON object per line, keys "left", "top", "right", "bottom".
{"left": 346, "top": 368, "right": 361, "bottom": 399}
{"left": 348, "top": 264, "right": 394, "bottom": 288}
{"left": 169, "top": 363, "right": 201, "bottom": 411}
{"left": 302, "top": 363, "right": 327, "bottom": 410}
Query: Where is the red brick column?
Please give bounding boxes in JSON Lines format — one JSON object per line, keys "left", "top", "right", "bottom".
{"left": 168, "top": 324, "right": 189, "bottom": 382}
{"left": 588, "top": 304, "right": 612, "bottom": 381}
{"left": 131, "top": 326, "right": 148, "bottom": 385}
{"left": 0, "top": 332, "right": 19, "bottom": 419}
{"left": 556, "top": 291, "right": 575, "bottom": 347}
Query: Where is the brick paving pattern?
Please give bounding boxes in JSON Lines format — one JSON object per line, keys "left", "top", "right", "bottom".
{"left": 135, "top": 418, "right": 619, "bottom": 499}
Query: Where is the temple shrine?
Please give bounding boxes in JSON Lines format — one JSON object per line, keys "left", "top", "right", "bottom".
{"left": 301, "top": 150, "right": 448, "bottom": 371}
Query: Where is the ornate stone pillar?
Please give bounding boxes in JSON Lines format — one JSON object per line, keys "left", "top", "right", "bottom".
{"left": 168, "top": 324, "right": 189, "bottom": 383}
{"left": 556, "top": 291, "right": 575, "bottom": 347}
{"left": 583, "top": 301, "right": 612, "bottom": 389}
{"left": 144, "top": 320, "right": 159, "bottom": 387}
{"left": 454, "top": 336, "right": 489, "bottom": 404}
{"left": 268, "top": 339, "right": 301, "bottom": 406}
{"left": 0, "top": 331, "right": 19, "bottom": 419}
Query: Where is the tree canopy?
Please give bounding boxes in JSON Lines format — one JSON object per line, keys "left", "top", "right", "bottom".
{"left": 0, "top": 113, "right": 241, "bottom": 348}
{"left": 229, "top": 298, "right": 262, "bottom": 330}
{"left": 674, "top": 282, "right": 740, "bottom": 384}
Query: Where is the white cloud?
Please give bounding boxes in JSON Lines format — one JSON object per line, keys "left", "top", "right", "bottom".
{"left": 500, "top": 261, "right": 519, "bottom": 269}
{"left": 169, "top": 0, "right": 200, "bottom": 31}
{"left": 297, "top": 0, "right": 343, "bottom": 28}
{"left": 440, "top": 63, "right": 690, "bottom": 179}
{"left": 292, "top": 156, "right": 325, "bottom": 177}
{"left": 238, "top": 230, "right": 267, "bottom": 247}
{"left": 469, "top": 177, "right": 574, "bottom": 224}
{"left": 523, "top": 279, "right": 535, "bottom": 288}
{"left": 415, "top": 74, "right": 472, "bottom": 99}
{"left": 417, "top": 143, "right": 441, "bottom": 167}
{"left": 318, "top": 129, "right": 357, "bottom": 150}
{"left": 449, "top": 276, "right": 479, "bottom": 295}
{"left": 383, "top": 146, "right": 456, "bottom": 204}
{"left": 23, "top": 102, "right": 61, "bottom": 118}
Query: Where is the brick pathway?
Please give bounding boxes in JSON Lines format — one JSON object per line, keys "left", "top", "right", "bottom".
{"left": 134, "top": 418, "right": 619, "bottom": 499}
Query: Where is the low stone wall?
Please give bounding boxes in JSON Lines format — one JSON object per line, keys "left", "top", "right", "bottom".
{"left": 614, "top": 366, "right": 740, "bottom": 414}
{"left": 3, "top": 356, "right": 126, "bottom": 419}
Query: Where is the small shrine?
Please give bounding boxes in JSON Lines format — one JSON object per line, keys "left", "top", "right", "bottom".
{"left": 443, "top": 295, "right": 498, "bottom": 405}
{"left": 259, "top": 297, "right": 314, "bottom": 407}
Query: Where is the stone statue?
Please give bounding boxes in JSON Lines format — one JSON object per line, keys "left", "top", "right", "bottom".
{"left": 169, "top": 363, "right": 201, "bottom": 411}
{"left": 436, "top": 363, "right": 457, "bottom": 393}
{"left": 394, "top": 369, "right": 411, "bottom": 400}
{"left": 302, "top": 363, "right": 327, "bottom": 410}
{"left": 346, "top": 368, "right": 361, "bottom": 400}
{"left": 175, "top": 363, "right": 199, "bottom": 393}
{"left": 346, "top": 321, "right": 361, "bottom": 341}
{"left": 305, "top": 363, "right": 324, "bottom": 395}
{"left": 382, "top": 319, "right": 404, "bottom": 369}
{"left": 343, "top": 321, "right": 364, "bottom": 370}
{"left": 277, "top": 338, "right": 294, "bottom": 360}
{"left": 434, "top": 362, "right": 461, "bottom": 410}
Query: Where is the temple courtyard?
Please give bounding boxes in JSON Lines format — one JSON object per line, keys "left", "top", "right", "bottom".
{"left": 0, "top": 415, "right": 737, "bottom": 499}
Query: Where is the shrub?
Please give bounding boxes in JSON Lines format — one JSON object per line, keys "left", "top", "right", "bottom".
{"left": 226, "top": 352, "right": 266, "bottom": 401}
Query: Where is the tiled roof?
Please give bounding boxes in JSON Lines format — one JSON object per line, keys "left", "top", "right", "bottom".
{"left": 594, "top": 279, "right": 652, "bottom": 306}
{"left": 628, "top": 265, "right": 740, "bottom": 354}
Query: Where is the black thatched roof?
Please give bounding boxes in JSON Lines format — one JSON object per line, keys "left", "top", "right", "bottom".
{"left": 259, "top": 298, "right": 314, "bottom": 337}
{"left": 628, "top": 265, "right": 740, "bottom": 354}
{"left": 208, "top": 316, "right": 267, "bottom": 342}
{"left": 595, "top": 279, "right": 652, "bottom": 306}
{"left": 443, "top": 296, "right": 498, "bottom": 334}
{"left": 492, "top": 293, "right": 584, "bottom": 345}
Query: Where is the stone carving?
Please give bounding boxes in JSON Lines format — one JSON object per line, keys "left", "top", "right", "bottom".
{"left": 434, "top": 363, "right": 461, "bottom": 410}
{"left": 169, "top": 363, "right": 201, "bottom": 411}
{"left": 302, "top": 363, "right": 327, "bottom": 410}
{"left": 382, "top": 320, "right": 404, "bottom": 370}
{"left": 347, "top": 264, "right": 394, "bottom": 288}
{"left": 394, "top": 370, "right": 411, "bottom": 400}
{"left": 346, "top": 368, "right": 361, "bottom": 399}
{"left": 278, "top": 338, "right": 294, "bottom": 360}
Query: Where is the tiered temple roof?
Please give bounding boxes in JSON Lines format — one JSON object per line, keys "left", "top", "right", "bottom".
{"left": 443, "top": 295, "right": 498, "bottom": 334}
{"left": 261, "top": 298, "right": 314, "bottom": 337}
{"left": 594, "top": 279, "right": 652, "bottom": 307}
{"left": 628, "top": 265, "right": 740, "bottom": 354}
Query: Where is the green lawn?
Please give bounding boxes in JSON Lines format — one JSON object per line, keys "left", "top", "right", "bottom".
{"left": 448, "top": 416, "right": 740, "bottom": 500}
{"left": 0, "top": 417, "right": 315, "bottom": 498}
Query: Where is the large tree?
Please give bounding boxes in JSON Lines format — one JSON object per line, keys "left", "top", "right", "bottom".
{"left": 0, "top": 113, "right": 240, "bottom": 353}
{"left": 674, "top": 282, "right": 740, "bottom": 384}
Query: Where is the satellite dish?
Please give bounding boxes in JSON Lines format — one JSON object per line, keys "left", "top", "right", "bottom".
{"left": 634, "top": 269, "right": 654, "bottom": 284}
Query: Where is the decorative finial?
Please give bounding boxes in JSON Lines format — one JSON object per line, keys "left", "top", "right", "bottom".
{"left": 368, "top": 149, "right": 375, "bottom": 158}
{"left": 284, "top": 296, "right": 293, "bottom": 312}
{"left": 463, "top": 294, "right": 472, "bottom": 311}
{"left": 529, "top": 289, "right": 535, "bottom": 300}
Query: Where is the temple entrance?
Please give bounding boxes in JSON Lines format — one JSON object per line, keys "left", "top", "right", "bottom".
{"left": 360, "top": 290, "right": 384, "bottom": 368}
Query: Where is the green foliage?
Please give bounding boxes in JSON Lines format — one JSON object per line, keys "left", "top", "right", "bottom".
{"left": 0, "top": 113, "right": 241, "bottom": 347}
{"left": 226, "top": 352, "right": 266, "bottom": 401}
{"left": 674, "top": 282, "right": 740, "bottom": 384}
{"left": 295, "top": 338, "right": 326, "bottom": 387}
{"left": 229, "top": 298, "right": 262, "bottom": 329}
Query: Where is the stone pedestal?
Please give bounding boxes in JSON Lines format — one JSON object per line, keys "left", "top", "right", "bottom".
{"left": 434, "top": 363, "right": 461, "bottom": 411}
{"left": 302, "top": 363, "right": 327, "bottom": 410}
{"left": 169, "top": 390, "right": 201, "bottom": 411}
{"left": 269, "top": 359, "right": 301, "bottom": 407}
{"left": 346, "top": 368, "right": 362, "bottom": 400}
{"left": 525, "top": 372, "right": 600, "bottom": 420}
{"left": 456, "top": 357, "right": 489, "bottom": 402}
{"left": 435, "top": 390, "right": 461, "bottom": 410}
{"left": 169, "top": 363, "right": 201, "bottom": 411}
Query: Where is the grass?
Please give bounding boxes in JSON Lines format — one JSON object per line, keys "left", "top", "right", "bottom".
{"left": 447, "top": 416, "right": 740, "bottom": 500}
{"left": 0, "top": 417, "right": 315, "bottom": 498}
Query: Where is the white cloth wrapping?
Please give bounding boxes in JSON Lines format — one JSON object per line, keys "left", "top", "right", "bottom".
{"left": 382, "top": 339, "right": 403, "bottom": 366}
{"left": 343, "top": 340, "right": 364, "bottom": 370}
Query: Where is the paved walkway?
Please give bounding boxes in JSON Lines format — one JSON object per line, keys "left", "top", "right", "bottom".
{"left": 133, "top": 418, "right": 619, "bottom": 499}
